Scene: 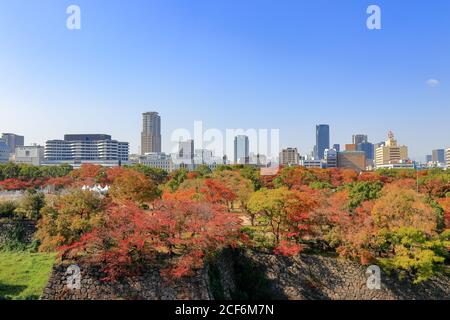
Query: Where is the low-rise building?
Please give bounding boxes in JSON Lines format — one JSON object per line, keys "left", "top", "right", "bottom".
{"left": 138, "top": 153, "right": 174, "bottom": 172}
{"left": 44, "top": 134, "right": 129, "bottom": 167}
{"left": 446, "top": 149, "right": 450, "bottom": 169}
{"left": 376, "top": 161, "right": 416, "bottom": 170}
{"left": 299, "top": 159, "right": 325, "bottom": 168}
{"left": 324, "top": 148, "right": 337, "bottom": 168}
{"left": 13, "top": 145, "right": 45, "bottom": 166}
{"left": 337, "top": 151, "right": 366, "bottom": 172}
{"left": 279, "top": 148, "right": 300, "bottom": 167}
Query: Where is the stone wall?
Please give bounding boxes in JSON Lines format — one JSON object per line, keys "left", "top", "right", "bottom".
{"left": 41, "top": 264, "right": 212, "bottom": 300}
{"left": 0, "top": 219, "right": 36, "bottom": 246}
{"left": 41, "top": 250, "right": 450, "bottom": 300}
{"left": 216, "top": 250, "right": 450, "bottom": 300}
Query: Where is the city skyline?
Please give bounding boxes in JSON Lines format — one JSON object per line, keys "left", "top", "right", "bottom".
{"left": 1, "top": 1, "right": 450, "bottom": 160}
{"left": 1, "top": 115, "right": 449, "bottom": 162}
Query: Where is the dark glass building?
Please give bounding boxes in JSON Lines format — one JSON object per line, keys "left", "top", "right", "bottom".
{"left": 315, "top": 124, "right": 330, "bottom": 160}
{"left": 357, "top": 142, "right": 374, "bottom": 161}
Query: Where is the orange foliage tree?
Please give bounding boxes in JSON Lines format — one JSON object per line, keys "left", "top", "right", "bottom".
{"left": 109, "top": 169, "right": 160, "bottom": 205}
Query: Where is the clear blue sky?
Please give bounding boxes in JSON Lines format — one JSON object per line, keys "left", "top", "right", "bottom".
{"left": 0, "top": 0, "right": 449, "bottom": 160}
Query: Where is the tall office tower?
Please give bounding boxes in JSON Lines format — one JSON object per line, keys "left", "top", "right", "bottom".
{"left": 1, "top": 133, "right": 24, "bottom": 154}
{"left": 333, "top": 144, "right": 340, "bottom": 152}
{"left": 314, "top": 125, "right": 330, "bottom": 160}
{"left": 141, "top": 112, "right": 161, "bottom": 155}
{"left": 375, "top": 131, "right": 408, "bottom": 167}
{"left": 178, "top": 139, "right": 194, "bottom": 162}
{"left": 352, "top": 134, "right": 368, "bottom": 145}
{"left": 432, "top": 149, "right": 445, "bottom": 163}
{"left": 234, "top": 135, "right": 249, "bottom": 164}
{"left": 279, "top": 148, "right": 300, "bottom": 166}
{"left": 425, "top": 155, "right": 432, "bottom": 163}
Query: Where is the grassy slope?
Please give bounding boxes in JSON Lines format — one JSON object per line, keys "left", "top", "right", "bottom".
{"left": 0, "top": 251, "right": 56, "bottom": 300}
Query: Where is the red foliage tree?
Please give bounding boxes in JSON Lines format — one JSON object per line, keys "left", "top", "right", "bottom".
{"left": 45, "top": 176, "right": 75, "bottom": 190}
{"left": 0, "top": 178, "right": 37, "bottom": 191}
{"left": 201, "top": 179, "right": 237, "bottom": 207}
{"left": 61, "top": 200, "right": 242, "bottom": 280}
{"left": 70, "top": 164, "right": 105, "bottom": 186}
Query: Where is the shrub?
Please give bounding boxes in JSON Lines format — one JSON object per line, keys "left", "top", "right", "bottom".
{"left": 0, "top": 201, "right": 18, "bottom": 219}
{"left": 0, "top": 223, "right": 28, "bottom": 251}
{"left": 14, "top": 191, "right": 46, "bottom": 220}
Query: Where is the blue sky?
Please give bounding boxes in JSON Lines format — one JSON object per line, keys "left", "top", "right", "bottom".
{"left": 0, "top": 0, "right": 449, "bottom": 160}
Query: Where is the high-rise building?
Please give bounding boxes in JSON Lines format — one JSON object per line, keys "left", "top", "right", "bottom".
{"left": 234, "top": 135, "right": 249, "bottom": 164}
{"left": 432, "top": 149, "right": 445, "bottom": 163}
{"left": 333, "top": 144, "right": 340, "bottom": 152}
{"left": 141, "top": 112, "right": 161, "bottom": 155}
{"left": 375, "top": 131, "right": 408, "bottom": 167}
{"left": 0, "top": 140, "right": 9, "bottom": 163}
{"left": 314, "top": 124, "right": 330, "bottom": 160}
{"left": 178, "top": 139, "right": 194, "bottom": 162}
{"left": 45, "top": 134, "right": 129, "bottom": 167}
{"left": 1, "top": 133, "right": 24, "bottom": 154}
{"left": 345, "top": 144, "right": 357, "bottom": 151}
{"left": 425, "top": 155, "right": 432, "bottom": 163}
{"left": 338, "top": 151, "right": 366, "bottom": 172}
{"left": 324, "top": 148, "right": 337, "bottom": 168}
{"left": 13, "top": 145, "right": 45, "bottom": 166}
{"left": 357, "top": 142, "right": 375, "bottom": 161}
{"left": 279, "top": 148, "right": 300, "bottom": 166}
{"left": 352, "top": 134, "right": 368, "bottom": 145}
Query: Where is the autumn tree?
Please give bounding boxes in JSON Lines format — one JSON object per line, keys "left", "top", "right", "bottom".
{"left": 127, "top": 164, "right": 169, "bottom": 184}
{"left": 70, "top": 164, "right": 106, "bottom": 186}
{"left": 61, "top": 200, "right": 242, "bottom": 280}
{"left": 36, "top": 190, "right": 105, "bottom": 251}
{"left": 437, "top": 198, "right": 450, "bottom": 229}
{"left": 371, "top": 185, "right": 438, "bottom": 235}
{"left": 247, "top": 188, "right": 317, "bottom": 255}
{"left": 109, "top": 169, "right": 160, "bottom": 205}
{"left": 212, "top": 170, "right": 254, "bottom": 210}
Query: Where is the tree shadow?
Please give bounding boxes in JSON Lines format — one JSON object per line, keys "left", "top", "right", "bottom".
{"left": 0, "top": 283, "right": 28, "bottom": 300}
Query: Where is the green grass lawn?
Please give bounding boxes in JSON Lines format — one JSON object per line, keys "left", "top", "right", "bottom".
{"left": 0, "top": 251, "right": 56, "bottom": 300}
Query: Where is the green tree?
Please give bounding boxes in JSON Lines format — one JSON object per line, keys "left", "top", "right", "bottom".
{"left": 347, "top": 181, "right": 383, "bottom": 210}
{"left": 378, "top": 227, "right": 450, "bottom": 283}
{"left": 166, "top": 168, "right": 188, "bottom": 192}
{"left": 127, "top": 164, "right": 168, "bottom": 184}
